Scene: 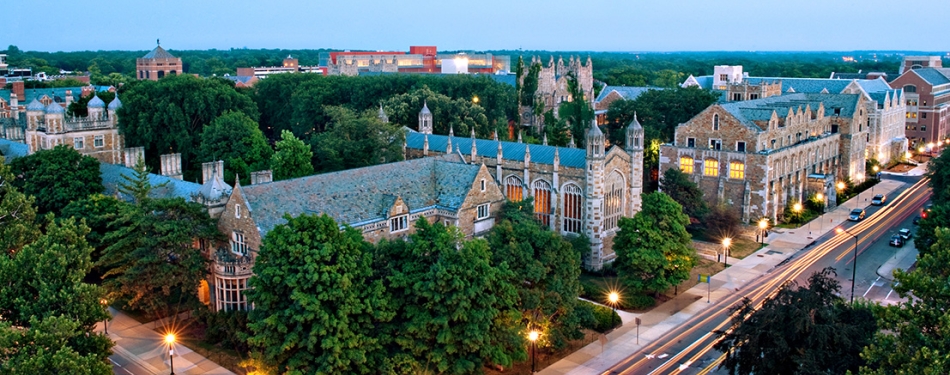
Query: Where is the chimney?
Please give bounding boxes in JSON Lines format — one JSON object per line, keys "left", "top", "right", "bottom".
{"left": 10, "top": 92, "right": 17, "bottom": 111}
{"left": 123, "top": 147, "right": 145, "bottom": 168}
{"left": 250, "top": 170, "right": 273, "bottom": 185}
{"left": 160, "top": 153, "right": 183, "bottom": 180}
{"left": 202, "top": 160, "right": 224, "bottom": 184}
{"left": 11, "top": 81, "right": 24, "bottom": 99}
{"left": 81, "top": 86, "right": 94, "bottom": 98}
{"left": 65, "top": 90, "right": 74, "bottom": 106}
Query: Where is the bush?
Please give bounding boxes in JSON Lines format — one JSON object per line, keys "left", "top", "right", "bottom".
{"left": 627, "top": 294, "right": 656, "bottom": 310}
{"left": 196, "top": 308, "right": 251, "bottom": 353}
{"left": 577, "top": 300, "right": 621, "bottom": 333}
{"left": 705, "top": 203, "right": 741, "bottom": 240}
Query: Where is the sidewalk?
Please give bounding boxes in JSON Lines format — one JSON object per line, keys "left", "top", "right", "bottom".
{"left": 877, "top": 242, "right": 918, "bottom": 281}
{"left": 100, "top": 308, "right": 235, "bottom": 375}
{"left": 541, "top": 178, "right": 910, "bottom": 375}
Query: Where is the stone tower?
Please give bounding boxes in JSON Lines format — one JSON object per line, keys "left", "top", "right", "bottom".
{"left": 418, "top": 101, "right": 433, "bottom": 134}
{"left": 378, "top": 105, "right": 389, "bottom": 123}
{"left": 625, "top": 113, "right": 645, "bottom": 212}
{"left": 584, "top": 118, "right": 606, "bottom": 270}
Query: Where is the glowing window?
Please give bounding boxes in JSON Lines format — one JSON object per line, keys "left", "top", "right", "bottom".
{"left": 680, "top": 156, "right": 694, "bottom": 174}
{"left": 704, "top": 159, "right": 719, "bottom": 176}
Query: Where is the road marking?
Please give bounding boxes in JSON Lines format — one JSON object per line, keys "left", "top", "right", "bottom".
{"left": 678, "top": 361, "right": 692, "bottom": 370}
{"left": 645, "top": 354, "right": 655, "bottom": 359}
{"left": 864, "top": 276, "right": 882, "bottom": 297}
{"left": 885, "top": 289, "right": 894, "bottom": 300}
{"left": 658, "top": 353, "right": 669, "bottom": 359}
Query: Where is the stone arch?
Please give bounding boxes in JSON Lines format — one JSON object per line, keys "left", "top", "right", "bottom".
{"left": 504, "top": 175, "right": 523, "bottom": 202}
{"left": 605, "top": 171, "right": 625, "bottom": 230}
{"left": 532, "top": 179, "right": 553, "bottom": 227}
{"left": 561, "top": 183, "right": 583, "bottom": 234}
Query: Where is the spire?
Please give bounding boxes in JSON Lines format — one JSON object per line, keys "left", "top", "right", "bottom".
{"left": 423, "top": 134, "right": 429, "bottom": 155}
{"left": 543, "top": 133, "right": 548, "bottom": 146}
{"left": 568, "top": 136, "right": 576, "bottom": 148}
{"left": 497, "top": 138, "right": 503, "bottom": 159}
{"left": 470, "top": 127, "right": 476, "bottom": 139}
{"left": 449, "top": 125, "right": 454, "bottom": 137}
{"left": 471, "top": 128, "right": 477, "bottom": 159}
{"left": 377, "top": 104, "right": 388, "bottom": 123}
{"left": 446, "top": 133, "right": 453, "bottom": 154}
{"left": 517, "top": 131, "right": 523, "bottom": 143}
{"left": 554, "top": 147, "right": 560, "bottom": 170}
{"left": 493, "top": 131, "right": 498, "bottom": 141}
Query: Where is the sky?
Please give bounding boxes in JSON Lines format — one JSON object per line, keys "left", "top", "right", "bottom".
{"left": 5, "top": 0, "right": 949, "bottom": 53}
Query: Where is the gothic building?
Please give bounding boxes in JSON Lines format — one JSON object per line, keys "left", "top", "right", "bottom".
{"left": 23, "top": 92, "right": 124, "bottom": 164}
{"left": 404, "top": 103, "right": 643, "bottom": 270}
{"left": 521, "top": 55, "right": 594, "bottom": 130}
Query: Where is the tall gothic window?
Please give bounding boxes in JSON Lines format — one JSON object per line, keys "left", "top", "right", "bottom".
{"left": 215, "top": 277, "right": 248, "bottom": 312}
{"left": 562, "top": 184, "right": 583, "bottom": 234}
{"left": 605, "top": 172, "right": 624, "bottom": 231}
{"left": 533, "top": 180, "right": 552, "bottom": 227}
{"left": 505, "top": 175, "right": 523, "bottom": 202}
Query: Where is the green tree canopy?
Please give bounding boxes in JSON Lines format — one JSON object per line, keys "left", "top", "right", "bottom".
{"left": 60, "top": 193, "right": 129, "bottom": 283}
{"left": 927, "top": 148, "right": 950, "bottom": 203}
{"left": 310, "top": 106, "right": 405, "bottom": 173}
{"left": 9, "top": 145, "right": 104, "bottom": 215}
{"left": 714, "top": 268, "right": 876, "bottom": 375}
{"left": 0, "top": 156, "right": 39, "bottom": 253}
{"left": 613, "top": 192, "right": 697, "bottom": 294}
{"left": 605, "top": 87, "right": 719, "bottom": 145}
{"left": 660, "top": 167, "right": 709, "bottom": 220}
{"left": 381, "top": 86, "right": 492, "bottom": 137}
{"left": 198, "top": 111, "right": 273, "bottom": 185}
{"left": 555, "top": 71, "right": 596, "bottom": 148}
{"left": 271, "top": 129, "right": 314, "bottom": 181}
{"left": 374, "top": 219, "right": 523, "bottom": 374}
{"left": 245, "top": 214, "right": 388, "bottom": 374}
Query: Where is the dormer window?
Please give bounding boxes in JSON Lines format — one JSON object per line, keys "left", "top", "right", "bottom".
{"left": 390, "top": 215, "right": 408, "bottom": 233}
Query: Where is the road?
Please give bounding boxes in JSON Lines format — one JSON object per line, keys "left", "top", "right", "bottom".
{"left": 110, "top": 352, "right": 154, "bottom": 375}
{"left": 600, "top": 175, "right": 930, "bottom": 375}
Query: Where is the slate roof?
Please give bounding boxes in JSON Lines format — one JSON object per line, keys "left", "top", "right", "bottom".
{"left": 910, "top": 68, "right": 950, "bottom": 86}
{"left": 239, "top": 156, "right": 483, "bottom": 236}
{"left": 223, "top": 75, "right": 255, "bottom": 85}
{"left": 142, "top": 45, "right": 177, "bottom": 59}
{"left": 405, "top": 131, "right": 589, "bottom": 169}
{"left": 683, "top": 75, "right": 713, "bottom": 89}
{"left": 0, "top": 86, "right": 110, "bottom": 106}
{"left": 99, "top": 162, "right": 202, "bottom": 201}
{"left": 595, "top": 86, "right": 660, "bottom": 102}
{"left": 718, "top": 93, "right": 861, "bottom": 131}
{"left": 0, "top": 138, "right": 28, "bottom": 162}
{"left": 744, "top": 77, "right": 851, "bottom": 94}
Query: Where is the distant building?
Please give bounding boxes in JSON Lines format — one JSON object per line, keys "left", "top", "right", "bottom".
{"left": 593, "top": 86, "right": 662, "bottom": 124}
{"left": 22, "top": 89, "right": 124, "bottom": 164}
{"left": 136, "top": 42, "right": 182, "bottom": 81}
{"left": 323, "top": 46, "right": 510, "bottom": 76}
{"left": 889, "top": 56, "right": 950, "bottom": 147}
{"left": 900, "top": 56, "right": 943, "bottom": 74}
{"left": 0, "top": 54, "right": 7, "bottom": 76}
{"left": 234, "top": 55, "right": 326, "bottom": 83}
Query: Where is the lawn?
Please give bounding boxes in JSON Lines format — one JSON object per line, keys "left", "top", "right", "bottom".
{"left": 727, "top": 237, "right": 765, "bottom": 259}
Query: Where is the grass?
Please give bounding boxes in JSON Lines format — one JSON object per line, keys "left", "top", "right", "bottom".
{"left": 727, "top": 237, "right": 765, "bottom": 259}
{"left": 664, "top": 258, "right": 726, "bottom": 296}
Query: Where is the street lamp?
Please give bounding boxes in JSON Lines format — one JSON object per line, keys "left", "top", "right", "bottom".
{"left": 835, "top": 227, "right": 860, "bottom": 304}
{"left": 165, "top": 334, "right": 176, "bottom": 375}
{"left": 528, "top": 330, "right": 540, "bottom": 374}
{"left": 472, "top": 95, "right": 479, "bottom": 105}
{"left": 758, "top": 218, "right": 768, "bottom": 245}
{"left": 607, "top": 291, "right": 620, "bottom": 313}
{"left": 100, "top": 299, "right": 109, "bottom": 334}
{"left": 722, "top": 237, "right": 731, "bottom": 267}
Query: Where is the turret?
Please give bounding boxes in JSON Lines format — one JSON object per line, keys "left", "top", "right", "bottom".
{"left": 586, "top": 119, "right": 604, "bottom": 159}
{"left": 418, "top": 101, "right": 432, "bottom": 134}
{"left": 87, "top": 94, "right": 106, "bottom": 120}
{"left": 107, "top": 93, "right": 122, "bottom": 127}
{"left": 44, "top": 99, "right": 65, "bottom": 133}
{"left": 26, "top": 98, "right": 44, "bottom": 130}
{"left": 625, "top": 112, "right": 644, "bottom": 152}
{"left": 378, "top": 104, "right": 389, "bottom": 123}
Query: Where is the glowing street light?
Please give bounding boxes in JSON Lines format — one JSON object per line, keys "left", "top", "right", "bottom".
{"left": 906, "top": 151, "right": 913, "bottom": 159}
{"left": 607, "top": 291, "right": 620, "bottom": 312}
{"left": 472, "top": 95, "right": 480, "bottom": 105}
{"left": 837, "top": 181, "right": 846, "bottom": 191}
{"left": 793, "top": 202, "right": 803, "bottom": 212}
{"left": 100, "top": 299, "right": 109, "bottom": 334}
{"left": 165, "top": 334, "right": 176, "bottom": 375}
{"left": 722, "top": 237, "right": 732, "bottom": 266}
{"left": 528, "top": 330, "right": 540, "bottom": 373}
{"left": 758, "top": 218, "right": 768, "bottom": 245}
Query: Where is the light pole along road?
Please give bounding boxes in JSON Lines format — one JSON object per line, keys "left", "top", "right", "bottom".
{"left": 599, "top": 177, "right": 931, "bottom": 375}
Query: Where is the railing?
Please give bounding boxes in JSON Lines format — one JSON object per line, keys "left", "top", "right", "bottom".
{"left": 212, "top": 248, "right": 255, "bottom": 276}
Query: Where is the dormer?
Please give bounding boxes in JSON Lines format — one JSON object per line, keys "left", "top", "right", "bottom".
{"left": 816, "top": 103, "right": 825, "bottom": 120}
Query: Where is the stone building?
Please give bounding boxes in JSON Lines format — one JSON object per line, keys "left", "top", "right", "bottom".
{"left": 404, "top": 103, "right": 643, "bottom": 270}
{"left": 136, "top": 42, "right": 182, "bottom": 81}
{"left": 22, "top": 91, "right": 124, "bottom": 164}
{"left": 889, "top": 58, "right": 950, "bottom": 147}
{"left": 658, "top": 93, "right": 868, "bottom": 223}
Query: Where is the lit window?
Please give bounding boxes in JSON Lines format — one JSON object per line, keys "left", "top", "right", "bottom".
{"left": 704, "top": 159, "right": 719, "bottom": 176}
{"left": 533, "top": 180, "right": 552, "bottom": 226}
{"left": 231, "top": 231, "right": 247, "bottom": 255}
{"left": 730, "top": 162, "right": 745, "bottom": 179}
{"left": 73, "top": 137, "right": 84, "bottom": 149}
{"left": 505, "top": 176, "right": 523, "bottom": 202}
{"left": 215, "top": 277, "right": 248, "bottom": 312}
{"left": 562, "top": 184, "right": 583, "bottom": 234}
{"left": 390, "top": 215, "right": 408, "bottom": 233}
{"left": 477, "top": 203, "right": 490, "bottom": 220}
{"left": 94, "top": 135, "right": 104, "bottom": 148}
{"left": 680, "top": 156, "right": 694, "bottom": 174}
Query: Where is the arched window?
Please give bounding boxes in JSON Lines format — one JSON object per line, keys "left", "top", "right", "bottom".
{"left": 157, "top": 71, "right": 164, "bottom": 79}
{"left": 605, "top": 172, "right": 624, "bottom": 231}
{"left": 505, "top": 176, "right": 523, "bottom": 202}
{"left": 562, "top": 184, "right": 583, "bottom": 234}
{"left": 713, "top": 114, "right": 720, "bottom": 130}
{"left": 704, "top": 159, "right": 719, "bottom": 176}
{"left": 680, "top": 156, "right": 694, "bottom": 174}
{"left": 903, "top": 85, "right": 917, "bottom": 93}
{"left": 533, "top": 180, "right": 552, "bottom": 226}
{"left": 729, "top": 161, "right": 745, "bottom": 179}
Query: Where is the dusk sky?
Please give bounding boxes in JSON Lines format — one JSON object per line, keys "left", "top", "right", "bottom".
{"left": 6, "top": 0, "right": 948, "bottom": 52}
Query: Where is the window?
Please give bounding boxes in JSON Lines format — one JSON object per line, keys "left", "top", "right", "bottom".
{"left": 922, "top": 125, "right": 927, "bottom": 132}
{"left": 390, "top": 215, "right": 408, "bottom": 233}
{"left": 480, "top": 179, "right": 486, "bottom": 192}
{"left": 235, "top": 204, "right": 241, "bottom": 218}
{"left": 505, "top": 176, "right": 523, "bottom": 202}
{"left": 231, "top": 231, "right": 247, "bottom": 255}
{"left": 732, "top": 93, "right": 743, "bottom": 101}
{"left": 719, "top": 74, "right": 728, "bottom": 81}
{"left": 94, "top": 135, "right": 104, "bottom": 148}
{"left": 709, "top": 139, "right": 722, "bottom": 151}
{"left": 687, "top": 138, "right": 695, "bottom": 148}
{"left": 477, "top": 203, "right": 490, "bottom": 220}
{"left": 922, "top": 112, "right": 927, "bottom": 119}
{"left": 605, "top": 172, "right": 624, "bottom": 231}
{"left": 533, "top": 180, "right": 552, "bottom": 227}
{"left": 750, "top": 94, "right": 759, "bottom": 100}
{"left": 736, "top": 141, "right": 746, "bottom": 152}
{"left": 73, "top": 137, "right": 84, "bottom": 149}
{"left": 704, "top": 159, "right": 719, "bottom": 176}
{"left": 680, "top": 156, "right": 694, "bottom": 174}
{"left": 713, "top": 114, "right": 720, "bottom": 130}
{"left": 562, "top": 184, "right": 583, "bottom": 233}
{"left": 729, "top": 161, "right": 745, "bottom": 179}
{"left": 907, "top": 112, "right": 917, "bottom": 119}
{"left": 215, "top": 277, "right": 248, "bottom": 312}
{"left": 907, "top": 100, "right": 918, "bottom": 106}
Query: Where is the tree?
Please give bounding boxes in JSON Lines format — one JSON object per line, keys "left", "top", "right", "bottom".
{"left": 914, "top": 202, "right": 950, "bottom": 256}
{"left": 198, "top": 111, "right": 273, "bottom": 185}
{"left": 660, "top": 167, "right": 709, "bottom": 220}
{"left": 380, "top": 86, "right": 491, "bottom": 137}
{"left": 310, "top": 106, "right": 405, "bottom": 173}
{"left": 271, "top": 130, "right": 313, "bottom": 181}
{"left": 705, "top": 202, "right": 741, "bottom": 240}
{"left": 0, "top": 316, "right": 112, "bottom": 375}
{"left": 613, "top": 192, "right": 697, "bottom": 295}
{"left": 861, "top": 228, "right": 950, "bottom": 374}
{"left": 98, "top": 198, "right": 218, "bottom": 317}
{"left": 60, "top": 194, "right": 129, "bottom": 283}
{"left": 0, "top": 156, "right": 39, "bottom": 253}
{"left": 715, "top": 268, "right": 875, "bottom": 375}
{"left": 245, "top": 214, "right": 388, "bottom": 374}
{"left": 375, "top": 219, "right": 523, "bottom": 374}
{"left": 927, "top": 148, "right": 950, "bottom": 203}
{"left": 605, "top": 88, "right": 719, "bottom": 144}
{"left": 487, "top": 199, "right": 585, "bottom": 349}
{"left": 9, "top": 145, "right": 104, "bottom": 215}
{"left": 556, "top": 71, "right": 595, "bottom": 148}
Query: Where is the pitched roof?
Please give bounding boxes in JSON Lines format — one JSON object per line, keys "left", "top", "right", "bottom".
{"left": 405, "top": 131, "right": 589, "bottom": 169}
{"left": 910, "top": 68, "right": 950, "bottom": 86}
{"left": 99, "top": 163, "right": 203, "bottom": 201}
{"left": 239, "top": 156, "right": 483, "bottom": 235}
{"left": 595, "top": 86, "right": 660, "bottom": 102}
{"left": 718, "top": 93, "right": 861, "bottom": 131}
{"left": 0, "top": 86, "right": 108, "bottom": 106}
{"left": 0, "top": 138, "right": 28, "bottom": 162}
{"left": 142, "top": 45, "right": 177, "bottom": 59}
{"left": 744, "top": 77, "right": 851, "bottom": 94}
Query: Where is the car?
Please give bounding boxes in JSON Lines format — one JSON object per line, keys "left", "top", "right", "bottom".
{"left": 849, "top": 208, "right": 866, "bottom": 221}
{"left": 899, "top": 228, "right": 912, "bottom": 241}
{"left": 871, "top": 194, "right": 887, "bottom": 205}
{"left": 890, "top": 235, "right": 904, "bottom": 247}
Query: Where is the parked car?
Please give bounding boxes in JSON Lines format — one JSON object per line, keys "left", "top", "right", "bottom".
{"left": 871, "top": 194, "right": 887, "bottom": 205}
{"left": 890, "top": 234, "right": 904, "bottom": 247}
{"left": 849, "top": 208, "right": 866, "bottom": 221}
{"left": 899, "top": 228, "right": 912, "bottom": 241}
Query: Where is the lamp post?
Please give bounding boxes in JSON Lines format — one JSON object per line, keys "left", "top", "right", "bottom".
{"left": 607, "top": 291, "right": 620, "bottom": 313}
{"left": 528, "top": 330, "right": 540, "bottom": 374}
{"left": 837, "top": 181, "right": 847, "bottom": 209}
{"left": 722, "top": 237, "right": 731, "bottom": 266}
{"left": 816, "top": 193, "right": 825, "bottom": 232}
{"left": 100, "top": 299, "right": 109, "bottom": 334}
{"left": 758, "top": 218, "right": 768, "bottom": 245}
{"left": 835, "top": 227, "right": 860, "bottom": 304}
{"left": 165, "top": 334, "right": 176, "bottom": 375}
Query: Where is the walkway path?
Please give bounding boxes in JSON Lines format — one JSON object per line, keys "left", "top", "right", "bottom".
{"left": 100, "top": 309, "right": 235, "bottom": 375}
{"left": 540, "top": 176, "right": 915, "bottom": 375}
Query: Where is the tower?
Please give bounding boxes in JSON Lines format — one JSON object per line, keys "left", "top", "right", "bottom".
{"left": 378, "top": 104, "right": 389, "bottom": 123}
{"left": 87, "top": 94, "right": 105, "bottom": 120}
{"left": 625, "top": 113, "right": 645, "bottom": 212}
{"left": 585, "top": 118, "right": 606, "bottom": 270}
{"left": 418, "top": 101, "right": 433, "bottom": 134}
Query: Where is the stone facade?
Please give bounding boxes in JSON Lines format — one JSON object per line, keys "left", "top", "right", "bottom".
{"left": 531, "top": 55, "right": 594, "bottom": 117}
{"left": 23, "top": 92, "right": 124, "bottom": 164}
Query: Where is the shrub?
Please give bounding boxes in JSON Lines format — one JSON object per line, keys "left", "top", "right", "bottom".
{"left": 627, "top": 294, "right": 656, "bottom": 310}
{"left": 705, "top": 203, "right": 741, "bottom": 240}
{"left": 196, "top": 308, "right": 251, "bottom": 353}
{"left": 578, "top": 300, "right": 621, "bottom": 333}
